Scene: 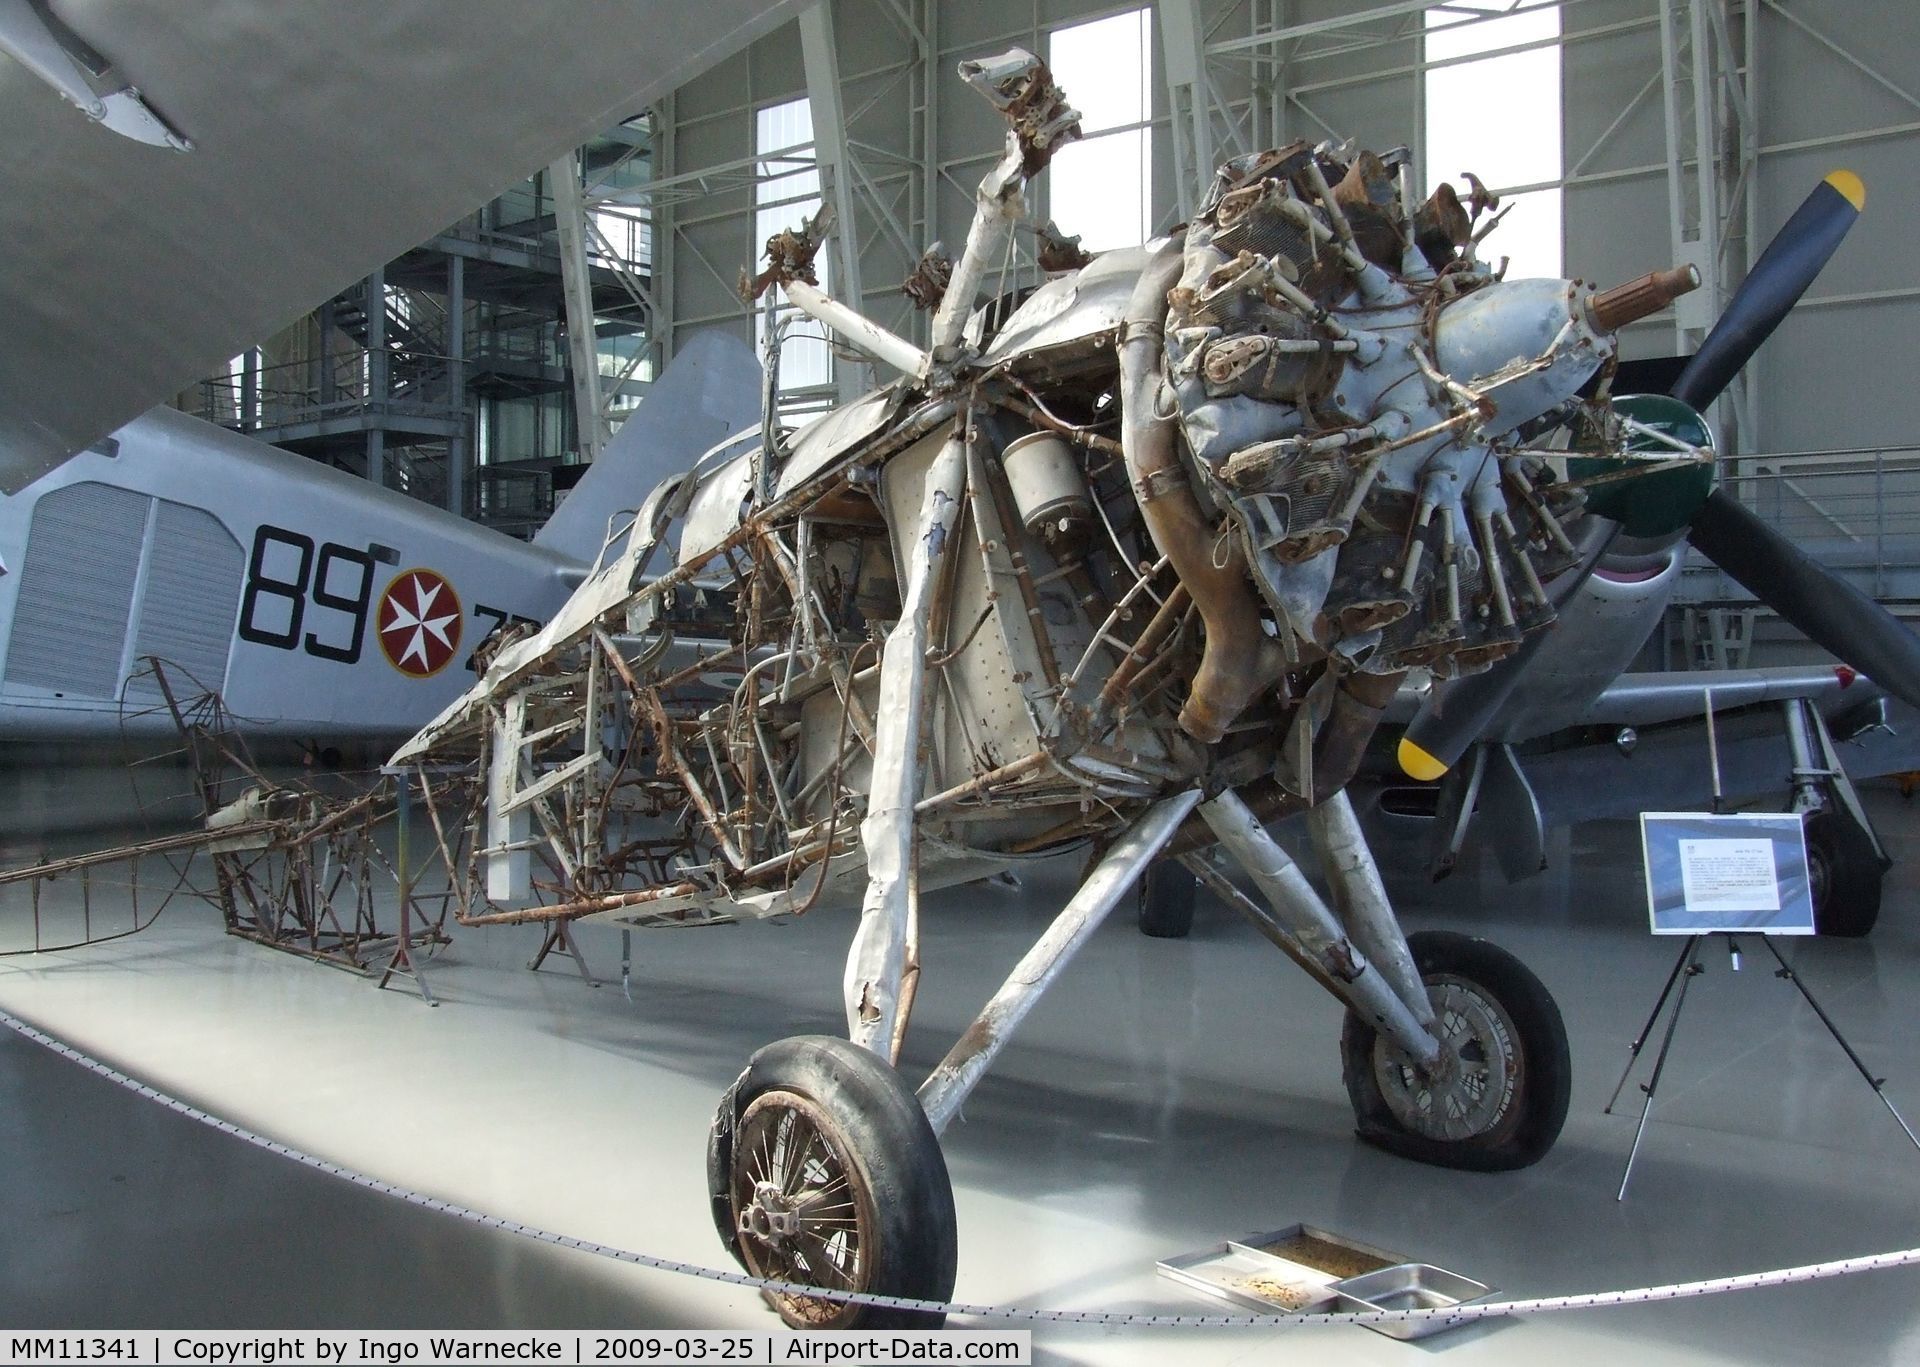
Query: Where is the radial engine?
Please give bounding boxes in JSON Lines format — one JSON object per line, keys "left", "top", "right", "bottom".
{"left": 1142, "top": 141, "right": 1697, "bottom": 742}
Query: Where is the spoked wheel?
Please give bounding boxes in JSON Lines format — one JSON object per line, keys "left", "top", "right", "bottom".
{"left": 708, "top": 1036, "right": 957, "bottom": 1329}
{"left": 1341, "top": 931, "right": 1571, "bottom": 1172}
{"left": 1136, "top": 860, "right": 1199, "bottom": 938}
{"left": 1805, "top": 808, "right": 1884, "bottom": 938}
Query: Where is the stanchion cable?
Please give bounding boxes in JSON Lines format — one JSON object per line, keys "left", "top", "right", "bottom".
{"left": 4, "top": 1005, "right": 1916, "bottom": 1328}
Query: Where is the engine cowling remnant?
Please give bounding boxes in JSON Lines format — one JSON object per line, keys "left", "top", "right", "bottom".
{"left": 1162, "top": 142, "right": 1697, "bottom": 688}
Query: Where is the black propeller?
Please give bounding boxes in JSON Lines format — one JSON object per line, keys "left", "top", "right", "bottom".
{"left": 1401, "top": 170, "right": 1894, "bottom": 780}
{"left": 1687, "top": 488, "right": 1920, "bottom": 709}
{"left": 1670, "top": 171, "right": 1864, "bottom": 409}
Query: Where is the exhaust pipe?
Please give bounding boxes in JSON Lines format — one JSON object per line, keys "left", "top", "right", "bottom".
{"left": 1120, "top": 239, "right": 1285, "bottom": 743}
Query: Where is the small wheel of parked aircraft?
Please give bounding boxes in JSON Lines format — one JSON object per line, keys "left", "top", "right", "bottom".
{"left": 707, "top": 1035, "right": 957, "bottom": 1329}
{"left": 1341, "top": 931, "right": 1571, "bottom": 1172}
{"left": 1136, "top": 860, "right": 1198, "bottom": 938}
{"left": 1806, "top": 808, "right": 1883, "bottom": 938}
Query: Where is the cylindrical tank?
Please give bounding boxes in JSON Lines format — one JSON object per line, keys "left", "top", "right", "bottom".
{"left": 1002, "top": 431, "right": 1092, "bottom": 540}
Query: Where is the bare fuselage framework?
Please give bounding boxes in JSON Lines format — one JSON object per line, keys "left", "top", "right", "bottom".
{"left": 390, "top": 47, "right": 1712, "bottom": 1327}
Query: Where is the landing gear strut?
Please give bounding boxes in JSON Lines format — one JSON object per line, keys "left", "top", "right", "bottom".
{"left": 710, "top": 782, "right": 1572, "bottom": 1322}
{"left": 1782, "top": 697, "right": 1890, "bottom": 937}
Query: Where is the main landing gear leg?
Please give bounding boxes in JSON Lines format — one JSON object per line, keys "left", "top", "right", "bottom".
{"left": 1199, "top": 788, "right": 1572, "bottom": 1171}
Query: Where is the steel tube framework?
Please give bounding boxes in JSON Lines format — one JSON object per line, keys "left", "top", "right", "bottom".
{"left": 1199, "top": 790, "right": 1441, "bottom": 1067}
{"left": 916, "top": 788, "right": 1203, "bottom": 1134}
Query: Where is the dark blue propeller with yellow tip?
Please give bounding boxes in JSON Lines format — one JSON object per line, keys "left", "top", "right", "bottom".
{"left": 1398, "top": 170, "right": 1897, "bottom": 782}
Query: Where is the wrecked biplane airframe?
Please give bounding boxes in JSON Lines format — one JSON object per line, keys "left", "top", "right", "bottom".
{"left": 390, "top": 48, "right": 1709, "bottom": 1326}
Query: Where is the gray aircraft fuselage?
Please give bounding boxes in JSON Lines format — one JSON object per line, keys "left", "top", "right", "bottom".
{"left": 0, "top": 407, "right": 578, "bottom": 741}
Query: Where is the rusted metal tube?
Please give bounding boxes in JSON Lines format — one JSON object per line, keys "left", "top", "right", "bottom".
{"left": 1306, "top": 669, "right": 1401, "bottom": 805}
{"left": 990, "top": 392, "right": 1125, "bottom": 459}
{"left": 1159, "top": 668, "right": 1401, "bottom": 857}
{"left": 1584, "top": 264, "right": 1700, "bottom": 332}
{"left": 1184, "top": 854, "right": 1346, "bottom": 997}
{"left": 1095, "top": 583, "right": 1192, "bottom": 716}
{"left": 1199, "top": 790, "right": 1440, "bottom": 1066}
{"left": 455, "top": 880, "right": 702, "bottom": 926}
{"left": 1164, "top": 778, "right": 1302, "bottom": 858}
{"left": 0, "top": 821, "right": 282, "bottom": 886}
{"left": 914, "top": 749, "right": 1052, "bottom": 813}
{"left": 916, "top": 789, "right": 1202, "bottom": 1134}
{"left": 1119, "top": 239, "right": 1283, "bottom": 743}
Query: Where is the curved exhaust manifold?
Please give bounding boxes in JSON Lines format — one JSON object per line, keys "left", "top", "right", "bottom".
{"left": 1120, "top": 239, "right": 1285, "bottom": 744}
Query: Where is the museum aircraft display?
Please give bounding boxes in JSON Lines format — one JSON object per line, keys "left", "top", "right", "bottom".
{"left": 0, "top": 332, "right": 759, "bottom": 744}
{"left": 6, "top": 4, "right": 1913, "bottom": 1336}
{"left": 384, "top": 48, "right": 1920, "bottom": 1328}
{"left": 0, "top": 0, "right": 795, "bottom": 743}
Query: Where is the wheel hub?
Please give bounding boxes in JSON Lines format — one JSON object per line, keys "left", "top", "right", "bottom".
{"left": 741, "top": 1180, "right": 804, "bottom": 1243}
{"left": 1413, "top": 1032, "right": 1461, "bottom": 1086}
{"left": 1374, "top": 976, "right": 1521, "bottom": 1142}
{"left": 1807, "top": 837, "right": 1831, "bottom": 910}
{"left": 727, "top": 1088, "right": 876, "bottom": 1328}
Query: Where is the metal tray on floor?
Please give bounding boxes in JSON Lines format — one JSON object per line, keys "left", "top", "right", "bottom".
{"left": 1157, "top": 1225, "right": 1405, "bottom": 1315}
{"left": 1231, "top": 1224, "right": 1404, "bottom": 1281}
{"left": 1330, "top": 1262, "right": 1499, "bottom": 1340}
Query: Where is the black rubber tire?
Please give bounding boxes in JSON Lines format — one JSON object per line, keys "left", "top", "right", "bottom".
{"left": 1341, "top": 930, "right": 1571, "bottom": 1172}
{"left": 708, "top": 1036, "right": 957, "bottom": 1329}
{"left": 1806, "top": 809, "right": 1884, "bottom": 938}
{"left": 1136, "top": 861, "right": 1198, "bottom": 939}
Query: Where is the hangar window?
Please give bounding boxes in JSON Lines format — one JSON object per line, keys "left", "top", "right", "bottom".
{"left": 754, "top": 96, "right": 833, "bottom": 412}
{"left": 1047, "top": 8, "right": 1153, "bottom": 253}
{"left": 1424, "top": 1, "right": 1563, "bottom": 280}
{"left": 591, "top": 113, "right": 657, "bottom": 418}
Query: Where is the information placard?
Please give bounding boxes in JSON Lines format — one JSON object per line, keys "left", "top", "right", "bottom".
{"left": 1639, "top": 812, "right": 1814, "bottom": 935}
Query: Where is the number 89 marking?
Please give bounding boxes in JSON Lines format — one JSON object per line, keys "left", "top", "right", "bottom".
{"left": 237, "top": 525, "right": 376, "bottom": 665}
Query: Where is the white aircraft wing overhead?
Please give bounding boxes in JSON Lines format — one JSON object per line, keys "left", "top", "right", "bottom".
{"left": 0, "top": 0, "right": 801, "bottom": 492}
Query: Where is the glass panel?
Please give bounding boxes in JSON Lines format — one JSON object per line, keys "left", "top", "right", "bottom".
{"left": 753, "top": 97, "right": 831, "bottom": 400}
{"left": 1424, "top": 1, "right": 1563, "bottom": 280}
{"left": 1047, "top": 8, "right": 1152, "bottom": 251}
{"left": 1049, "top": 128, "right": 1150, "bottom": 252}
{"left": 1048, "top": 8, "right": 1149, "bottom": 134}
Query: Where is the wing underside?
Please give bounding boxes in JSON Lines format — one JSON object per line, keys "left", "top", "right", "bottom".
{"left": 0, "top": 0, "right": 800, "bottom": 490}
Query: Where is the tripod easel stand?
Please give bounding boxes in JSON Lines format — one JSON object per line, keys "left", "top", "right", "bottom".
{"left": 1609, "top": 689, "right": 1919, "bottom": 1199}
{"left": 1604, "top": 930, "right": 1920, "bottom": 1200}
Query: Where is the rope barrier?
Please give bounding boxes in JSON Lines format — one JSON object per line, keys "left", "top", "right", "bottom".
{"left": 4, "top": 1005, "right": 1915, "bottom": 1327}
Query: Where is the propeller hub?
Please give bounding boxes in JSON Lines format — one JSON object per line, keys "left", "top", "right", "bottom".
{"left": 1570, "top": 393, "right": 1716, "bottom": 540}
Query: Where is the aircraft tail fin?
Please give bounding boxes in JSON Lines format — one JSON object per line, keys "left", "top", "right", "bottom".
{"left": 532, "top": 329, "right": 762, "bottom": 564}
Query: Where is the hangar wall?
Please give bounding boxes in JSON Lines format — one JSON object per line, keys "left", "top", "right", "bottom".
{"left": 1557, "top": 0, "right": 1920, "bottom": 455}
{"left": 659, "top": 0, "right": 1920, "bottom": 460}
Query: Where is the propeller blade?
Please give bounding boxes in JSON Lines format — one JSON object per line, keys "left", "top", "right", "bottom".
{"left": 1686, "top": 489, "right": 1920, "bottom": 712}
{"left": 1398, "top": 526, "right": 1615, "bottom": 779}
{"left": 1670, "top": 171, "right": 1865, "bottom": 410}
{"left": 1398, "top": 637, "right": 1549, "bottom": 782}
{"left": 1673, "top": 170, "right": 1920, "bottom": 709}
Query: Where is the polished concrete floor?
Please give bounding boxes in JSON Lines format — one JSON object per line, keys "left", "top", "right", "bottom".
{"left": 0, "top": 769, "right": 1917, "bottom": 1364}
